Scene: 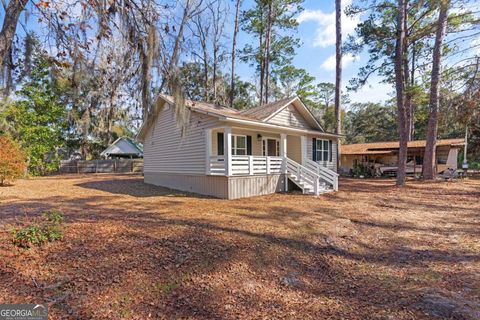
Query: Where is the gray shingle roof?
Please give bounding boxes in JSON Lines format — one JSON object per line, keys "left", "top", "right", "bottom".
{"left": 239, "top": 97, "right": 297, "bottom": 120}
{"left": 159, "top": 94, "right": 296, "bottom": 121}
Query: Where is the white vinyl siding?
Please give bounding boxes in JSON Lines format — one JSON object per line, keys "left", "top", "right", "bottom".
{"left": 267, "top": 104, "right": 312, "bottom": 129}
{"left": 286, "top": 135, "right": 302, "bottom": 163}
{"left": 143, "top": 103, "right": 219, "bottom": 174}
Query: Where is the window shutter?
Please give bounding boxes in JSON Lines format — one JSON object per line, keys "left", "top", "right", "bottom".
{"left": 246, "top": 135, "right": 252, "bottom": 155}
{"left": 217, "top": 132, "right": 224, "bottom": 156}
{"left": 312, "top": 138, "right": 317, "bottom": 161}
{"left": 329, "top": 140, "right": 333, "bottom": 162}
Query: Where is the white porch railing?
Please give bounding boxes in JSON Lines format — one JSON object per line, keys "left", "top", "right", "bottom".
{"left": 209, "top": 156, "right": 284, "bottom": 176}
{"left": 304, "top": 158, "right": 339, "bottom": 191}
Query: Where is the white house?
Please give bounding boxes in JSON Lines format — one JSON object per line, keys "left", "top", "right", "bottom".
{"left": 138, "top": 95, "right": 340, "bottom": 199}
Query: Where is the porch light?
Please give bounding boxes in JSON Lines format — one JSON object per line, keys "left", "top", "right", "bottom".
{"left": 257, "top": 134, "right": 262, "bottom": 141}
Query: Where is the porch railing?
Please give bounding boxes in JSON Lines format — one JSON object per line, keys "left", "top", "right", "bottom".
{"left": 286, "top": 158, "right": 321, "bottom": 195}
{"left": 209, "top": 156, "right": 283, "bottom": 176}
{"left": 304, "top": 158, "right": 339, "bottom": 191}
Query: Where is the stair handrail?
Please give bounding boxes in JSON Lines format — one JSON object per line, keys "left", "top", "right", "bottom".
{"left": 286, "top": 158, "right": 321, "bottom": 195}
{"left": 305, "top": 159, "right": 339, "bottom": 191}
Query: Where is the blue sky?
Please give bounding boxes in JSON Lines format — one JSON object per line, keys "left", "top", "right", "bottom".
{"left": 6, "top": 0, "right": 476, "bottom": 106}
{"left": 0, "top": 0, "right": 395, "bottom": 105}
{"left": 233, "top": 0, "right": 395, "bottom": 104}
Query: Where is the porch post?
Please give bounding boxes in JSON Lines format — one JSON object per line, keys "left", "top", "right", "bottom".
{"left": 280, "top": 133, "right": 288, "bottom": 192}
{"left": 300, "top": 135, "right": 307, "bottom": 165}
{"left": 224, "top": 127, "right": 232, "bottom": 176}
{"left": 280, "top": 134, "right": 287, "bottom": 158}
{"left": 205, "top": 128, "right": 212, "bottom": 175}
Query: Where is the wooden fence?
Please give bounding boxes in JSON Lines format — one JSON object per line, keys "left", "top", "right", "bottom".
{"left": 59, "top": 159, "right": 143, "bottom": 174}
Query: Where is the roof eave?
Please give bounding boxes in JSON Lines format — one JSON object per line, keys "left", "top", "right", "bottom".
{"left": 223, "top": 116, "right": 341, "bottom": 137}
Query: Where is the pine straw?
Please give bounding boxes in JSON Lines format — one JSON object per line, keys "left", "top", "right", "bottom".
{"left": 0, "top": 174, "right": 479, "bottom": 319}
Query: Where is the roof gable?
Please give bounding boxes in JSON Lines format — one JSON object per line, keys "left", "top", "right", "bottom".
{"left": 266, "top": 103, "right": 313, "bottom": 129}
{"left": 101, "top": 138, "right": 143, "bottom": 156}
{"left": 240, "top": 97, "right": 323, "bottom": 130}
{"left": 240, "top": 97, "right": 296, "bottom": 120}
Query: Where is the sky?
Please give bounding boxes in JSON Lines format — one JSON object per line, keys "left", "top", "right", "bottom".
{"left": 3, "top": 0, "right": 477, "bottom": 106}
{"left": 233, "top": 0, "right": 395, "bottom": 105}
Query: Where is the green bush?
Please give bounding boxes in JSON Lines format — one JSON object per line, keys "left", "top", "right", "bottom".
{"left": 11, "top": 211, "right": 65, "bottom": 249}
{"left": 43, "top": 210, "right": 64, "bottom": 224}
{"left": 353, "top": 163, "right": 373, "bottom": 178}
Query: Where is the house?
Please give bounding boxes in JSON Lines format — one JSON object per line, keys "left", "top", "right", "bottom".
{"left": 100, "top": 137, "right": 144, "bottom": 159}
{"left": 340, "top": 138, "right": 465, "bottom": 176}
{"left": 137, "top": 95, "right": 340, "bottom": 199}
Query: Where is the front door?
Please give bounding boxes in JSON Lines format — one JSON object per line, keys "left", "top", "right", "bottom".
{"left": 263, "top": 138, "right": 279, "bottom": 156}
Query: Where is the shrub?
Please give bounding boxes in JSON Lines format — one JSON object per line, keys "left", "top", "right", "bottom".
{"left": 0, "top": 136, "right": 27, "bottom": 185}
{"left": 43, "top": 210, "right": 65, "bottom": 224}
{"left": 353, "top": 163, "right": 373, "bottom": 178}
{"left": 11, "top": 211, "right": 65, "bottom": 249}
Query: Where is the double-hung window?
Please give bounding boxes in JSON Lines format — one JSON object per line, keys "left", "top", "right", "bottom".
{"left": 231, "top": 135, "right": 247, "bottom": 155}
{"left": 316, "top": 139, "right": 332, "bottom": 162}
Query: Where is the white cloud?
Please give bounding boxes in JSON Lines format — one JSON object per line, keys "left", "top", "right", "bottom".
{"left": 348, "top": 81, "right": 394, "bottom": 104}
{"left": 321, "top": 53, "right": 358, "bottom": 71}
{"left": 297, "top": 0, "right": 360, "bottom": 48}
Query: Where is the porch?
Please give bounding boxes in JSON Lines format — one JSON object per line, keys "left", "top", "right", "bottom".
{"left": 204, "top": 126, "right": 339, "bottom": 194}
{"left": 205, "top": 126, "right": 301, "bottom": 175}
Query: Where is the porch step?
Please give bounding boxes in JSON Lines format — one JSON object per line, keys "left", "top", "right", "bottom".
{"left": 287, "top": 173, "right": 331, "bottom": 195}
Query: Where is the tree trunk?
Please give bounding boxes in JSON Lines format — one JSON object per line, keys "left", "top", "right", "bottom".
{"left": 0, "top": 0, "right": 28, "bottom": 69}
{"left": 158, "top": 4, "right": 190, "bottom": 94}
{"left": 230, "top": 0, "right": 241, "bottom": 108}
{"left": 213, "top": 49, "right": 217, "bottom": 102}
{"left": 403, "top": 2, "right": 412, "bottom": 142}
{"left": 410, "top": 40, "right": 416, "bottom": 139}
{"left": 335, "top": 0, "right": 342, "bottom": 172}
{"left": 203, "top": 49, "right": 209, "bottom": 102}
{"left": 422, "top": 0, "right": 449, "bottom": 180}
{"left": 395, "top": 0, "right": 408, "bottom": 186}
{"left": 264, "top": 2, "right": 273, "bottom": 104}
{"left": 199, "top": 23, "right": 208, "bottom": 102}
{"left": 259, "top": 30, "right": 264, "bottom": 105}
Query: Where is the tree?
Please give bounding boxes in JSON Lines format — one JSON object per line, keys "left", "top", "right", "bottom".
{"left": 0, "top": 135, "right": 26, "bottom": 185}
{"left": 394, "top": 0, "right": 408, "bottom": 186}
{"left": 273, "top": 66, "right": 315, "bottom": 101}
{"left": 230, "top": 77, "right": 257, "bottom": 110}
{"left": 230, "top": 0, "right": 242, "bottom": 108}
{"left": 241, "top": 0, "right": 303, "bottom": 104}
{"left": 208, "top": 0, "right": 228, "bottom": 103}
{"left": 344, "top": 102, "right": 398, "bottom": 143}
{"left": 2, "top": 55, "right": 67, "bottom": 175}
{"left": 422, "top": 0, "right": 450, "bottom": 179}
{"left": 0, "top": 0, "right": 28, "bottom": 68}
{"left": 315, "top": 83, "right": 336, "bottom": 108}
{"left": 191, "top": 12, "right": 212, "bottom": 102}
{"left": 0, "top": 0, "right": 28, "bottom": 96}
{"left": 335, "top": 0, "right": 342, "bottom": 172}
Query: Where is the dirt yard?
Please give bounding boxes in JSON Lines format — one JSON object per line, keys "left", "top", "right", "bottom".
{"left": 0, "top": 174, "right": 479, "bottom": 319}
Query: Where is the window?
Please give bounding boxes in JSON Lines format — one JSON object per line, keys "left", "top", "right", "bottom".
{"left": 231, "top": 135, "right": 247, "bottom": 155}
{"left": 316, "top": 139, "right": 332, "bottom": 162}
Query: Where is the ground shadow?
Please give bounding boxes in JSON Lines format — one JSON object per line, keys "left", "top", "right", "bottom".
{"left": 75, "top": 178, "right": 210, "bottom": 198}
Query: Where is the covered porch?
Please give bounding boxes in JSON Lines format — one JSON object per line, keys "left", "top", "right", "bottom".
{"left": 204, "top": 126, "right": 339, "bottom": 194}
{"left": 205, "top": 126, "right": 306, "bottom": 176}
